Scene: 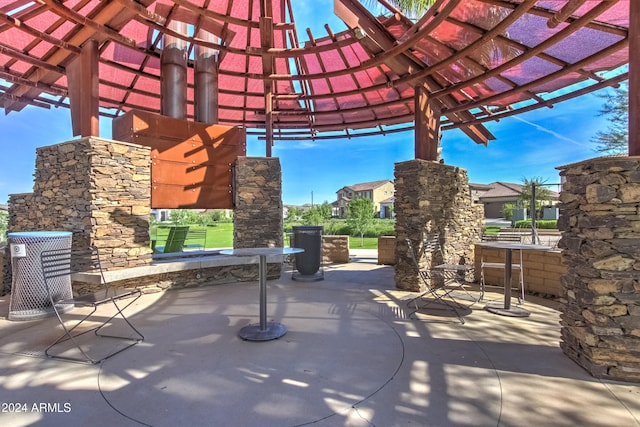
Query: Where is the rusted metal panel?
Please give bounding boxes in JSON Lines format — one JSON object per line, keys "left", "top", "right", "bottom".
{"left": 112, "top": 110, "right": 246, "bottom": 209}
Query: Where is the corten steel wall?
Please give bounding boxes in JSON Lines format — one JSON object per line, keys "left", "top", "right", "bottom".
{"left": 557, "top": 156, "right": 640, "bottom": 383}
{"left": 394, "top": 160, "right": 484, "bottom": 292}
{"left": 6, "top": 138, "right": 152, "bottom": 278}
{"left": 112, "top": 110, "right": 246, "bottom": 209}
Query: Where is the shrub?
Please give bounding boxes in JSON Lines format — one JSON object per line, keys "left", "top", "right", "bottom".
{"left": 284, "top": 218, "right": 394, "bottom": 239}
{"left": 0, "top": 210, "right": 7, "bottom": 242}
{"left": 514, "top": 219, "right": 558, "bottom": 229}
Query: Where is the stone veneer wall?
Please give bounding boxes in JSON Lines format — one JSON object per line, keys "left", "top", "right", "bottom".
{"left": 5, "top": 138, "right": 152, "bottom": 291}
{"left": 378, "top": 236, "right": 396, "bottom": 265}
{"left": 474, "top": 245, "right": 565, "bottom": 297}
{"left": 394, "top": 160, "right": 484, "bottom": 291}
{"left": 557, "top": 156, "right": 640, "bottom": 382}
{"left": 233, "top": 157, "right": 283, "bottom": 278}
{"left": 72, "top": 264, "right": 272, "bottom": 295}
{"left": 322, "top": 235, "right": 349, "bottom": 263}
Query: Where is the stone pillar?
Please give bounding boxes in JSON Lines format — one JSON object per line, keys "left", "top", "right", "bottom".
{"left": 7, "top": 137, "right": 152, "bottom": 274}
{"left": 233, "top": 157, "right": 283, "bottom": 248}
{"left": 557, "top": 156, "right": 640, "bottom": 382}
{"left": 394, "top": 160, "right": 484, "bottom": 291}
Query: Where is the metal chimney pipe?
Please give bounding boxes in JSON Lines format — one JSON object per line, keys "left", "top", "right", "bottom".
{"left": 161, "top": 21, "right": 188, "bottom": 119}
{"left": 194, "top": 30, "right": 219, "bottom": 124}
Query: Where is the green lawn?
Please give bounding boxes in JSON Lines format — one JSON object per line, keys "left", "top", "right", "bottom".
{"left": 152, "top": 223, "right": 382, "bottom": 249}
{"left": 151, "top": 223, "right": 234, "bottom": 250}
{"left": 203, "top": 223, "right": 234, "bottom": 248}
{"left": 348, "top": 237, "right": 379, "bottom": 249}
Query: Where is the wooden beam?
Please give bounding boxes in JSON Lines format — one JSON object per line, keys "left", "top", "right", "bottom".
{"left": 547, "top": 0, "right": 588, "bottom": 28}
{"left": 630, "top": 0, "right": 640, "bottom": 156}
{"left": 333, "top": 0, "right": 493, "bottom": 146}
{"left": 415, "top": 86, "right": 441, "bottom": 161}
{"left": 3, "top": 0, "right": 140, "bottom": 113}
{"left": 67, "top": 39, "right": 100, "bottom": 137}
{"left": 260, "top": 11, "right": 274, "bottom": 157}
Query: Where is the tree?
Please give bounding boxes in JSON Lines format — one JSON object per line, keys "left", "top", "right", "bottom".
{"left": 301, "top": 202, "right": 332, "bottom": 225}
{"left": 0, "top": 210, "right": 7, "bottom": 241}
{"left": 519, "top": 177, "right": 552, "bottom": 218}
{"left": 384, "top": 0, "right": 436, "bottom": 19}
{"left": 286, "top": 207, "right": 303, "bottom": 222}
{"left": 346, "top": 197, "right": 375, "bottom": 246}
{"left": 169, "top": 209, "right": 200, "bottom": 225}
{"left": 592, "top": 84, "right": 628, "bottom": 154}
{"left": 382, "top": 1, "right": 515, "bottom": 67}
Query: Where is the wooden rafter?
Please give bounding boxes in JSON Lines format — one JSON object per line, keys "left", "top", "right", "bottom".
{"left": 0, "top": 0, "right": 630, "bottom": 143}
{"left": 630, "top": 0, "right": 639, "bottom": 156}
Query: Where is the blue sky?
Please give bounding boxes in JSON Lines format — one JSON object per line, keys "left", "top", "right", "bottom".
{"left": 0, "top": 93, "right": 610, "bottom": 206}
{"left": 0, "top": 0, "right": 614, "bottom": 206}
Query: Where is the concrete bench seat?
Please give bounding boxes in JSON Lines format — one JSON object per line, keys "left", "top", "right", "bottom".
{"left": 71, "top": 250, "right": 287, "bottom": 289}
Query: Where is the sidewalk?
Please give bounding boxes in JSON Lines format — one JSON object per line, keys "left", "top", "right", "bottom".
{"left": 0, "top": 256, "right": 638, "bottom": 426}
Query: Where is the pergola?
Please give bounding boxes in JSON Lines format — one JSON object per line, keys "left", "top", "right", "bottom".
{"left": 2, "top": 1, "right": 640, "bottom": 384}
{"left": 0, "top": 0, "right": 634, "bottom": 158}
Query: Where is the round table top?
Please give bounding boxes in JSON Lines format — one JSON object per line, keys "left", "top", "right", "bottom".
{"left": 219, "top": 247, "right": 304, "bottom": 257}
{"left": 475, "top": 241, "right": 552, "bottom": 251}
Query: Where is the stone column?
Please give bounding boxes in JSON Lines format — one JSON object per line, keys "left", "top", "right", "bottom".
{"left": 394, "top": 160, "right": 484, "bottom": 291}
{"left": 233, "top": 156, "right": 283, "bottom": 248}
{"left": 233, "top": 157, "right": 283, "bottom": 279}
{"left": 7, "top": 137, "right": 152, "bottom": 273}
{"left": 557, "top": 156, "right": 640, "bottom": 382}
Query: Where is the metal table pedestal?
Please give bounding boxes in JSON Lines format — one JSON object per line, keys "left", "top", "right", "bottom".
{"left": 220, "top": 247, "right": 303, "bottom": 341}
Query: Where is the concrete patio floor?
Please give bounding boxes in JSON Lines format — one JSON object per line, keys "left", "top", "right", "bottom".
{"left": 0, "top": 250, "right": 638, "bottom": 427}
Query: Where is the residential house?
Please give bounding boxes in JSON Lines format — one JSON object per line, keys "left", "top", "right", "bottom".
{"left": 379, "top": 197, "right": 395, "bottom": 219}
{"left": 471, "top": 182, "right": 559, "bottom": 218}
{"left": 333, "top": 180, "right": 395, "bottom": 218}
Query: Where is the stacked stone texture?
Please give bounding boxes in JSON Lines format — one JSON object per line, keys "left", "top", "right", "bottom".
{"left": 233, "top": 157, "right": 283, "bottom": 248}
{"left": 233, "top": 157, "right": 283, "bottom": 279}
{"left": 377, "top": 236, "right": 396, "bottom": 265}
{"left": 4, "top": 142, "right": 287, "bottom": 293}
{"left": 322, "top": 235, "right": 349, "bottom": 263}
{"left": 557, "top": 156, "right": 640, "bottom": 382}
{"left": 7, "top": 138, "right": 152, "bottom": 274}
{"left": 394, "top": 160, "right": 484, "bottom": 291}
{"left": 72, "top": 263, "right": 282, "bottom": 295}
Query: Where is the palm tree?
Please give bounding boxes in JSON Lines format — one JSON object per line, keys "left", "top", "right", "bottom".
{"left": 385, "top": 0, "right": 437, "bottom": 20}
{"left": 381, "top": 0, "right": 517, "bottom": 67}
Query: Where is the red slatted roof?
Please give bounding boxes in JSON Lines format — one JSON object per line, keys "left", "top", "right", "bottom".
{"left": 0, "top": 0, "right": 630, "bottom": 142}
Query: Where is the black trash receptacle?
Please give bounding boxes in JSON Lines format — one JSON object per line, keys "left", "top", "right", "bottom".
{"left": 291, "top": 226, "right": 323, "bottom": 281}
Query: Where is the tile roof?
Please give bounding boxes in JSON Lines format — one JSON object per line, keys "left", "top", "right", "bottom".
{"left": 474, "top": 182, "right": 558, "bottom": 199}
{"left": 343, "top": 180, "right": 393, "bottom": 192}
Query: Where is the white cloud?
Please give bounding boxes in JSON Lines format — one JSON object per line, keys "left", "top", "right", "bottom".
{"left": 510, "top": 116, "right": 588, "bottom": 147}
